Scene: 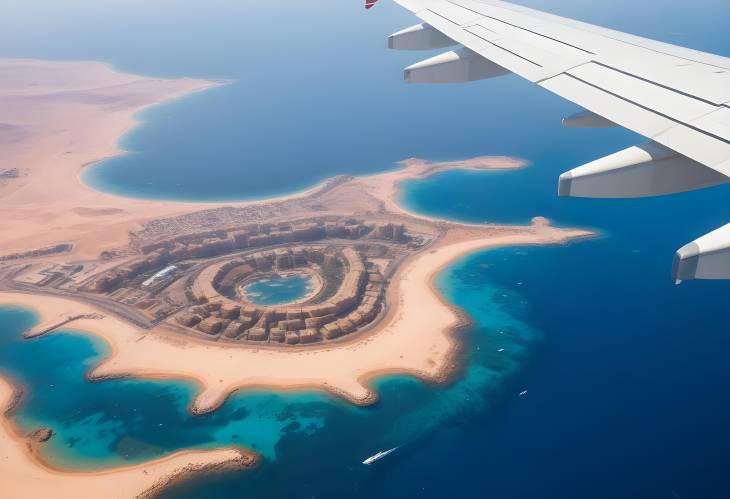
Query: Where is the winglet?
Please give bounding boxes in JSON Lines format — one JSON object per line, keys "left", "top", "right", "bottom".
{"left": 365, "top": 0, "right": 380, "bottom": 9}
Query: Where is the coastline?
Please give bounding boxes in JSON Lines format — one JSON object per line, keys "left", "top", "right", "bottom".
{"left": 0, "top": 220, "right": 593, "bottom": 414}
{"left": 0, "top": 56, "right": 598, "bottom": 494}
{"left": 0, "top": 58, "right": 596, "bottom": 413}
{"left": 0, "top": 375, "right": 258, "bottom": 499}
{"left": 0, "top": 57, "right": 533, "bottom": 260}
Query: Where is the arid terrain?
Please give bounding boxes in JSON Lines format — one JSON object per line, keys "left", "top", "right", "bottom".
{"left": 0, "top": 58, "right": 593, "bottom": 497}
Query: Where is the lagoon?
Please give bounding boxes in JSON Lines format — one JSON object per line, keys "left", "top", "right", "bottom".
{"left": 242, "top": 273, "right": 316, "bottom": 306}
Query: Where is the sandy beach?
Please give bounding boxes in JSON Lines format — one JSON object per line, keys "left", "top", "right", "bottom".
{"left": 356, "top": 156, "right": 528, "bottom": 220}
{"left": 0, "top": 59, "right": 533, "bottom": 260}
{"left": 0, "top": 376, "right": 257, "bottom": 499}
{"left": 0, "top": 218, "right": 591, "bottom": 413}
{"left": 0, "top": 58, "right": 598, "bottom": 408}
{"left": 0, "top": 57, "right": 596, "bottom": 496}
{"left": 0, "top": 59, "right": 596, "bottom": 412}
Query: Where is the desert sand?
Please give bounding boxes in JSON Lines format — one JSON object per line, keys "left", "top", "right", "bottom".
{"left": 0, "top": 59, "right": 531, "bottom": 260}
{"left": 0, "top": 58, "right": 595, "bottom": 411}
{"left": 0, "top": 376, "right": 257, "bottom": 499}
{"left": 0, "top": 58, "right": 224, "bottom": 258}
{"left": 0, "top": 57, "right": 595, "bottom": 496}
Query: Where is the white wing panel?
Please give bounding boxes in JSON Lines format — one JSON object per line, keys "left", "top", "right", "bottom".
{"left": 487, "top": 37, "right": 587, "bottom": 80}
{"left": 418, "top": 10, "right": 492, "bottom": 50}
{"left": 690, "top": 108, "right": 730, "bottom": 142}
{"left": 463, "top": 24, "right": 500, "bottom": 42}
{"left": 446, "top": 0, "right": 730, "bottom": 104}
{"left": 391, "top": 0, "right": 730, "bottom": 280}
{"left": 472, "top": 16, "right": 592, "bottom": 59}
{"left": 402, "top": 0, "right": 730, "bottom": 175}
{"left": 652, "top": 126, "right": 730, "bottom": 174}
{"left": 449, "top": 0, "right": 730, "bottom": 70}
{"left": 462, "top": 26, "right": 544, "bottom": 81}
{"left": 541, "top": 74, "right": 730, "bottom": 172}
{"left": 426, "top": 2, "right": 484, "bottom": 25}
{"left": 566, "top": 63, "right": 717, "bottom": 125}
{"left": 593, "top": 52, "right": 730, "bottom": 106}
{"left": 449, "top": 0, "right": 620, "bottom": 54}
{"left": 540, "top": 74, "right": 675, "bottom": 138}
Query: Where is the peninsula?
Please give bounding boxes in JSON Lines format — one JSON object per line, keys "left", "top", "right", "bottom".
{"left": 1, "top": 58, "right": 593, "bottom": 496}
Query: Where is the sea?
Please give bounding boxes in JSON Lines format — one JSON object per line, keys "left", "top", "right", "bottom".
{"left": 1, "top": 0, "right": 729, "bottom": 498}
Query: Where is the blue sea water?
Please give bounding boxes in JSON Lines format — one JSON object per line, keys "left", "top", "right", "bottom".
{"left": 0, "top": 307, "right": 334, "bottom": 468}
{"left": 242, "top": 273, "right": 315, "bottom": 306}
{"left": 0, "top": 256, "right": 537, "bottom": 478}
{"left": 4, "top": 0, "right": 720, "bottom": 202}
{"left": 1, "top": 0, "right": 730, "bottom": 498}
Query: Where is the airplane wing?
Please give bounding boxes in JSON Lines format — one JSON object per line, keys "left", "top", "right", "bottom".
{"left": 382, "top": 0, "right": 730, "bottom": 282}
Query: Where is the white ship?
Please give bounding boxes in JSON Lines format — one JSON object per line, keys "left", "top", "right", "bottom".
{"left": 362, "top": 446, "right": 400, "bottom": 465}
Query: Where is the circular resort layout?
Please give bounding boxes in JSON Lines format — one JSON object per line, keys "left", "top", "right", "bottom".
{"left": 179, "top": 244, "right": 386, "bottom": 344}
{"left": 26, "top": 216, "right": 410, "bottom": 348}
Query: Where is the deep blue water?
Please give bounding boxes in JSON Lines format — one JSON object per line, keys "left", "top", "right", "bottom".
{"left": 242, "top": 273, "right": 315, "bottom": 306}
{"left": 0, "top": 255, "right": 537, "bottom": 479}
{"left": 0, "top": 0, "right": 721, "bottom": 201}
{"left": 1, "top": 0, "right": 730, "bottom": 498}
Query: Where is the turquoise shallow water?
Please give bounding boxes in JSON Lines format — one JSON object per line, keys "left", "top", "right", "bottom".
{"left": 242, "top": 273, "right": 315, "bottom": 306}
{"left": 0, "top": 253, "right": 537, "bottom": 475}
{"left": 0, "top": 307, "right": 332, "bottom": 468}
{"left": 1, "top": 0, "right": 730, "bottom": 497}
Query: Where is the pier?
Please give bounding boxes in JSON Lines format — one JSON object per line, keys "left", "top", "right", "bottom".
{"left": 24, "top": 313, "right": 104, "bottom": 338}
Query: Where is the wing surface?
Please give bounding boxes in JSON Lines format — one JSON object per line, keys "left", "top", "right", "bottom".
{"left": 387, "top": 0, "right": 730, "bottom": 281}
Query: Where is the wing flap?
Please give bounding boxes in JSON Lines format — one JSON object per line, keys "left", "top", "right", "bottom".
{"left": 470, "top": 16, "right": 593, "bottom": 59}
{"left": 540, "top": 74, "right": 730, "bottom": 173}
{"left": 411, "top": 0, "right": 730, "bottom": 104}
{"left": 539, "top": 74, "right": 675, "bottom": 137}
{"left": 418, "top": 10, "right": 492, "bottom": 50}
{"left": 566, "top": 63, "right": 717, "bottom": 125}
{"left": 690, "top": 107, "right": 730, "bottom": 142}
{"left": 592, "top": 52, "right": 730, "bottom": 106}
{"left": 400, "top": 0, "right": 730, "bottom": 174}
{"left": 390, "top": 0, "right": 730, "bottom": 280}
{"left": 652, "top": 125, "right": 730, "bottom": 174}
{"left": 425, "top": 2, "right": 484, "bottom": 25}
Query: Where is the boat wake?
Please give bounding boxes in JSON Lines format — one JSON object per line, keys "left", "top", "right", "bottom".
{"left": 362, "top": 445, "right": 401, "bottom": 465}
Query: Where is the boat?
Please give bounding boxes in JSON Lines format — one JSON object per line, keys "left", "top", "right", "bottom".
{"left": 362, "top": 446, "right": 400, "bottom": 465}
{"left": 519, "top": 390, "right": 528, "bottom": 397}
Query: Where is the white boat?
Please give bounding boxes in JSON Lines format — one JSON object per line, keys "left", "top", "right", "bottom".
{"left": 362, "top": 446, "right": 400, "bottom": 465}
{"left": 519, "top": 390, "right": 528, "bottom": 397}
